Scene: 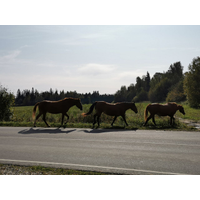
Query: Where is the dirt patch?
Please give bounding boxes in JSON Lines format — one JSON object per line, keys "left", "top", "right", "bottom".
{"left": 178, "top": 118, "right": 200, "bottom": 130}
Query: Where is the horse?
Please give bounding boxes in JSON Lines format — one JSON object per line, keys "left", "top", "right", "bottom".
{"left": 82, "top": 101, "right": 138, "bottom": 127}
{"left": 32, "top": 97, "right": 82, "bottom": 127}
{"left": 144, "top": 102, "right": 185, "bottom": 126}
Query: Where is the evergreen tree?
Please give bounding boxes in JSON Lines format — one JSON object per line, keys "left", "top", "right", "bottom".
{"left": 144, "top": 72, "right": 150, "bottom": 92}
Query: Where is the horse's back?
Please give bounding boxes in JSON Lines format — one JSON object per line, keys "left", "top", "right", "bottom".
{"left": 147, "top": 103, "right": 161, "bottom": 115}
{"left": 38, "top": 100, "right": 65, "bottom": 114}
{"left": 96, "top": 101, "right": 126, "bottom": 116}
{"left": 147, "top": 103, "right": 177, "bottom": 116}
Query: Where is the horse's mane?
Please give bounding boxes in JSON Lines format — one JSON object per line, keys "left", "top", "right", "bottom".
{"left": 115, "top": 102, "right": 134, "bottom": 105}
{"left": 63, "top": 97, "right": 79, "bottom": 101}
{"left": 167, "top": 102, "right": 178, "bottom": 106}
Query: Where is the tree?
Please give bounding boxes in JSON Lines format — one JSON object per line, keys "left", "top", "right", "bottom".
{"left": 148, "top": 77, "right": 171, "bottom": 102}
{"left": 135, "top": 77, "right": 142, "bottom": 93}
{"left": 184, "top": 57, "right": 200, "bottom": 108}
{"left": 127, "top": 84, "right": 136, "bottom": 102}
{"left": 166, "top": 79, "right": 186, "bottom": 102}
{"left": 114, "top": 86, "right": 127, "bottom": 102}
{"left": 0, "top": 85, "right": 15, "bottom": 121}
{"left": 144, "top": 72, "right": 151, "bottom": 92}
{"left": 133, "top": 88, "right": 148, "bottom": 102}
{"left": 148, "top": 62, "right": 184, "bottom": 102}
{"left": 15, "top": 89, "right": 23, "bottom": 105}
{"left": 30, "top": 87, "right": 35, "bottom": 105}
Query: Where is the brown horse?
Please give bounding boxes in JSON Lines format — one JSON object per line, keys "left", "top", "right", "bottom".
{"left": 82, "top": 101, "right": 138, "bottom": 127}
{"left": 32, "top": 98, "right": 82, "bottom": 127}
{"left": 144, "top": 102, "right": 185, "bottom": 126}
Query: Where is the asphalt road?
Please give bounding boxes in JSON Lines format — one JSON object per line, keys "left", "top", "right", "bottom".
{"left": 0, "top": 127, "right": 200, "bottom": 175}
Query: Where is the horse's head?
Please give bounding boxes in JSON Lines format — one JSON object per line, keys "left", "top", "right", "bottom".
{"left": 131, "top": 102, "right": 138, "bottom": 114}
{"left": 178, "top": 105, "right": 185, "bottom": 115}
{"left": 76, "top": 98, "right": 83, "bottom": 110}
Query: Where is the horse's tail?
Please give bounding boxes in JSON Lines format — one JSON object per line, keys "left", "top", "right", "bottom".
{"left": 82, "top": 102, "right": 97, "bottom": 116}
{"left": 32, "top": 102, "right": 40, "bottom": 120}
{"left": 144, "top": 105, "right": 149, "bottom": 121}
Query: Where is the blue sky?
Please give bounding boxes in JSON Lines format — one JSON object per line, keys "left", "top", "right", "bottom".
{"left": 1, "top": 25, "right": 200, "bottom": 95}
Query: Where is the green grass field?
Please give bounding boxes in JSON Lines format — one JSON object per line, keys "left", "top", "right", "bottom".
{"left": 0, "top": 102, "right": 199, "bottom": 131}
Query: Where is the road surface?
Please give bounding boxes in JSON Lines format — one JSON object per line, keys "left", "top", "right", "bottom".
{"left": 0, "top": 127, "right": 200, "bottom": 175}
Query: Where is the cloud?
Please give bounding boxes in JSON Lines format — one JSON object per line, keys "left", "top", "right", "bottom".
{"left": 0, "top": 50, "right": 21, "bottom": 62}
{"left": 78, "top": 63, "right": 116, "bottom": 76}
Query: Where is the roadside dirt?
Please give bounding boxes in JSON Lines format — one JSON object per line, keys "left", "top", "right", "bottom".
{"left": 178, "top": 118, "right": 200, "bottom": 130}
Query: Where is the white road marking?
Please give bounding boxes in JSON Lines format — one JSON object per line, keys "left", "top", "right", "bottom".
{"left": 0, "top": 158, "right": 188, "bottom": 175}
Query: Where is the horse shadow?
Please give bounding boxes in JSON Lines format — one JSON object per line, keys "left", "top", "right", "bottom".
{"left": 18, "top": 128, "right": 76, "bottom": 134}
{"left": 81, "top": 127, "right": 138, "bottom": 134}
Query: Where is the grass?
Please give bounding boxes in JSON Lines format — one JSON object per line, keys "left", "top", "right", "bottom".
{"left": 0, "top": 164, "right": 114, "bottom": 175}
{"left": 176, "top": 103, "right": 200, "bottom": 121}
{"left": 0, "top": 102, "right": 198, "bottom": 131}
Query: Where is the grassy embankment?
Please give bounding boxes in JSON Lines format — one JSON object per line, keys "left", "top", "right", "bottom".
{"left": 0, "top": 164, "right": 112, "bottom": 175}
{"left": 0, "top": 102, "right": 199, "bottom": 131}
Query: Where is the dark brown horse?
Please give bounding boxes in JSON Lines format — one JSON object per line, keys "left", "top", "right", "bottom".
{"left": 32, "top": 98, "right": 82, "bottom": 127}
{"left": 144, "top": 102, "right": 185, "bottom": 126}
{"left": 82, "top": 101, "right": 138, "bottom": 127}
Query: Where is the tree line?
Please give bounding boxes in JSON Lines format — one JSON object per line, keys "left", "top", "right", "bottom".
{"left": 15, "top": 89, "right": 114, "bottom": 106}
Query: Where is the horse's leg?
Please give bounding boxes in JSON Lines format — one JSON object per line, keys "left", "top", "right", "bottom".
{"left": 33, "top": 112, "right": 42, "bottom": 127}
{"left": 64, "top": 113, "right": 69, "bottom": 124}
{"left": 43, "top": 113, "right": 50, "bottom": 127}
{"left": 152, "top": 115, "right": 156, "bottom": 126}
{"left": 61, "top": 114, "right": 64, "bottom": 127}
{"left": 111, "top": 116, "right": 117, "bottom": 126}
{"left": 97, "top": 115, "right": 101, "bottom": 128}
{"left": 98, "top": 112, "right": 103, "bottom": 128}
{"left": 172, "top": 116, "right": 175, "bottom": 125}
{"left": 92, "top": 114, "right": 97, "bottom": 128}
{"left": 170, "top": 116, "right": 175, "bottom": 126}
{"left": 60, "top": 113, "right": 69, "bottom": 127}
{"left": 144, "top": 115, "right": 152, "bottom": 126}
{"left": 122, "top": 114, "right": 128, "bottom": 126}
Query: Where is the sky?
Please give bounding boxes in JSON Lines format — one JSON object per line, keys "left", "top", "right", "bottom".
{"left": 1, "top": 25, "right": 200, "bottom": 95}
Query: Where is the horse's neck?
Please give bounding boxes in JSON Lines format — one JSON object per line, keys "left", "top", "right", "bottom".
{"left": 64, "top": 99, "right": 75, "bottom": 107}
{"left": 124, "top": 103, "right": 132, "bottom": 111}
{"left": 169, "top": 103, "right": 179, "bottom": 113}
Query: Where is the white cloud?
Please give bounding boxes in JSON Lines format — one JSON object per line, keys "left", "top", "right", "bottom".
{"left": 78, "top": 63, "right": 116, "bottom": 76}
{"left": 0, "top": 50, "right": 21, "bottom": 62}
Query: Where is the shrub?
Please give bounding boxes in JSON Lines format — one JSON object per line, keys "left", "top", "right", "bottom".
{"left": 0, "top": 85, "right": 15, "bottom": 121}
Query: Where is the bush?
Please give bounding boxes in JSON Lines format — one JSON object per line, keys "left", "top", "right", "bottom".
{"left": 0, "top": 85, "right": 15, "bottom": 121}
